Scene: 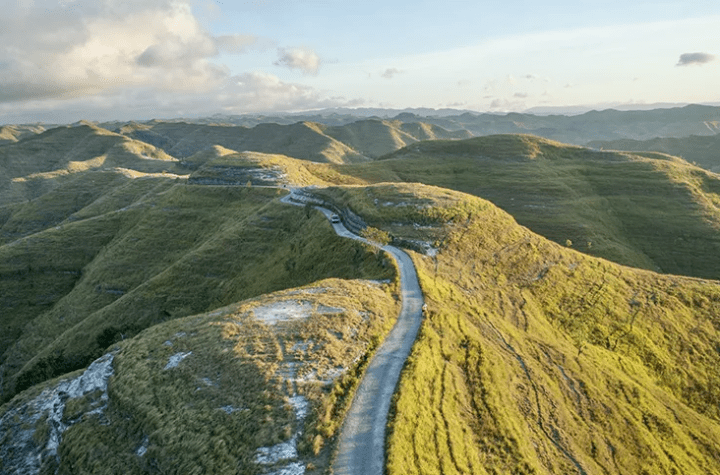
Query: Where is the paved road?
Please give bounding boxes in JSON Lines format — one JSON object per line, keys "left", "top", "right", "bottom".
{"left": 280, "top": 190, "right": 424, "bottom": 475}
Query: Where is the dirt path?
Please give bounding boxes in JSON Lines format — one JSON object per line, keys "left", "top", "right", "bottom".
{"left": 280, "top": 190, "right": 424, "bottom": 475}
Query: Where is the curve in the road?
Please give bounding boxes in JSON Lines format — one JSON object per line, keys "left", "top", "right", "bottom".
{"left": 281, "top": 190, "right": 425, "bottom": 475}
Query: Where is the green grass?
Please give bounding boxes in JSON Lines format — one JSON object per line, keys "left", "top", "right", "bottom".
{"left": 588, "top": 134, "right": 720, "bottom": 173}
{"left": 1, "top": 179, "right": 394, "bottom": 403}
{"left": 1, "top": 277, "right": 400, "bottom": 474}
{"left": 4, "top": 127, "right": 720, "bottom": 475}
{"left": 313, "top": 184, "right": 720, "bottom": 475}
{"left": 314, "top": 135, "right": 720, "bottom": 280}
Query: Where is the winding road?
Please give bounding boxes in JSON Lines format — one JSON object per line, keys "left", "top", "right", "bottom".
{"left": 281, "top": 190, "right": 425, "bottom": 475}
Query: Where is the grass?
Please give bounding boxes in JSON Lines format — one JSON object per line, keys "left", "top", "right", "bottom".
{"left": 1, "top": 277, "right": 399, "bottom": 475}
{"left": 312, "top": 135, "right": 720, "bottom": 280}
{"left": 312, "top": 184, "right": 720, "bottom": 475}
{"left": 588, "top": 134, "right": 720, "bottom": 173}
{"left": 3, "top": 126, "right": 720, "bottom": 474}
{"left": 1, "top": 178, "right": 394, "bottom": 403}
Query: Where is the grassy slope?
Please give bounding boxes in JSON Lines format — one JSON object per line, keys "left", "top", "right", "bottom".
{"left": 318, "top": 135, "right": 720, "bottom": 280}
{"left": 588, "top": 134, "right": 720, "bottom": 173}
{"left": 186, "top": 147, "right": 332, "bottom": 187}
{"left": 0, "top": 123, "right": 180, "bottom": 206}
{"left": 120, "top": 121, "right": 369, "bottom": 164}
{"left": 1, "top": 277, "right": 399, "bottom": 475}
{"left": 1, "top": 179, "right": 393, "bottom": 403}
{"left": 315, "top": 183, "right": 720, "bottom": 475}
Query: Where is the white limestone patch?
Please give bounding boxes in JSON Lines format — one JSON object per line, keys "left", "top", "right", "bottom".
{"left": 289, "top": 395, "right": 309, "bottom": 421}
{"left": 136, "top": 436, "right": 149, "bottom": 457}
{"left": 252, "top": 301, "right": 344, "bottom": 325}
{"left": 405, "top": 239, "right": 438, "bottom": 257}
{"left": 256, "top": 434, "right": 299, "bottom": 465}
{"left": 291, "top": 340, "right": 311, "bottom": 352}
{"left": 323, "top": 367, "right": 346, "bottom": 382}
{"left": 164, "top": 351, "right": 192, "bottom": 370}
{"left": 255, "top": 395, "right": 310, "bottom": 470}
{"left": 0, "top": 353, "right": 115, "bottom": 474}
{"left": 267, "top": 462, "right": 306, "bottom": 475}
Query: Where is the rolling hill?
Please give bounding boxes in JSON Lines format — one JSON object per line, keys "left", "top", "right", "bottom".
{"left": 321, "top": 134, "right": 720, "bottom": 281}
{"left": 589, "top": 134, "right": 720, "bottom": 173}
{"left": 298, "top": 183, "right": 720, "bottom": 475}
{"left": 2, "top": 117, "right": 720, "bottom": 475}
{"left": 203, "top": 104, "right": 720, "bottom": 146}
{"left": 116, "top": 121, "right": 369, "bottom": 164}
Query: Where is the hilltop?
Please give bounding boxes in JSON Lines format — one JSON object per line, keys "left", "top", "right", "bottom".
{"left": 589, "top": 134, "right": 720, "bottom": 173}
{"left": 0, "top": 123, "right": 180, "bottom": 206}
{"left": 201, "top": 104, "right": 720, "bottom": 145}
{"left": 298, "top": 183, "right": 720, "bottom": 475}
{"left": 319, "top": 134, "right": 720, "bottom": 280}
{"left": 1, "top": 114, "right": 720, "bottom": 474}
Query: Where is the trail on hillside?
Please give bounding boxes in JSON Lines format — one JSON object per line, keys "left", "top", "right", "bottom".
{"left": 281, "top": 189, "right": 425, "bottom": 475}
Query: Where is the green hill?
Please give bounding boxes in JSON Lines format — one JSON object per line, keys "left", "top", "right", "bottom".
{"left": 0, "top": 179, "right": 394, "bottom": 405}
{"left": 320, "top": 119, "right": 470, "bottom": 159}
{"left": 2, "top": 123, "right": 720, "bottom": 475}
{"left": 322, "top": 135, "right": 720, "bottom": 280}
{"left": 308, "top": 183, "right": 720, "bottom": 475}
{"left": 0, "top": 125, "right": 45, "bottom": 145}
{"left": 1, "top": 277, "right": 399, "bottom": 475}
{"left": 0, "top": 123, "right": 180, "bottom": 206}
{"left": 588, "top": 134, "right": 720, "bottom": 173}
{"left": 117, "top": 121, "right": 369, "bottom": 164}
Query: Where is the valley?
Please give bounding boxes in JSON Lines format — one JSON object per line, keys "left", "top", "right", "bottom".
{"left": 1, "top": 107, "right": 720, "bottom": 475}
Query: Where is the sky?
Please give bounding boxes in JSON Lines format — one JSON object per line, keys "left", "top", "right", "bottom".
{"left": 0, "top": 0, "right": 718, "bottom": 123}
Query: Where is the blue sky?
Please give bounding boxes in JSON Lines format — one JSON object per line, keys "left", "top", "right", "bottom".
{"left": 0, "top": 0, "right": 718, "bottom": 122}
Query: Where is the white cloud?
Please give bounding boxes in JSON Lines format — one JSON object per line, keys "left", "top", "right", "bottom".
{"left": 0, "top": 0, "right": 261, "bottom": 103}
{"left": 0, "top": 1, "right": 354, "bottom": 120}
{"left": 274, "top": 47, "right": 321, "bottom": 75}
{"left": 0, "top": 71, "right": 359, "bottom": 123}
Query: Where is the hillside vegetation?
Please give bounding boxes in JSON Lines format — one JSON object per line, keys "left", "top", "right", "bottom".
{"left": 112, "top": 118, "right": 472, "bottom": 163}
{"left": 0, "top": 177, "right": 395, "bottom": 404}
{"left": 0, "top": 123, "right": 181, "bottom": 206}
{"left": 315, "top": 183, "right": 720, "bottom": 475}
{"left": 321, "top": 135, "right": 720, "bottom": 280}
{"left": 193, "top": 104, "right": 720, "bottom": 145}
{"left": 2, "top": 113, "right": 720, "bottom": 475}
{"left": 116, "top": 121, "right": 370, "bottom": 164}
{"left": 589, "top": 134, "right": 720, "bottom": 173}
{"left": 1, "top": 277, "right": 400, "bottom": 474}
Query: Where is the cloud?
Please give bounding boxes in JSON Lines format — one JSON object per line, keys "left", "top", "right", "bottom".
{"left": 0, "top": 72, "right": 359, "bottom": 123}
{"left": 514, "top": 92, "right": 528, "bottom": 98}
{"left": 216, "top": 34, "right": 267, "bottom": 54}
{"left": 381, "top": 68, "right": 403, "bottom": 79}
{"left": 0, "top": 1, "right": 356, "bottom": 120}
{"left": 676, "top": 52, "right": 716, "bottom": 66}
{"left": 274, "top": 47, "right": 321, "bottom": 75}
{"left": 0, "top": 0, "right": 262, "bottom": 103}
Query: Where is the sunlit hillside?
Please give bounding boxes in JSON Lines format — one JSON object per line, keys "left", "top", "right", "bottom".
{"left": 2, "top": 118, "right": 720, "bottom": 475}
{"left": 314, "top": 183, "right": 720, "bottom": 475}
{"left": 589, "top": 134, "right": 720, "bottom": 173}
{"left": 324, "top": 134, "right": 720, "bottom": 280}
